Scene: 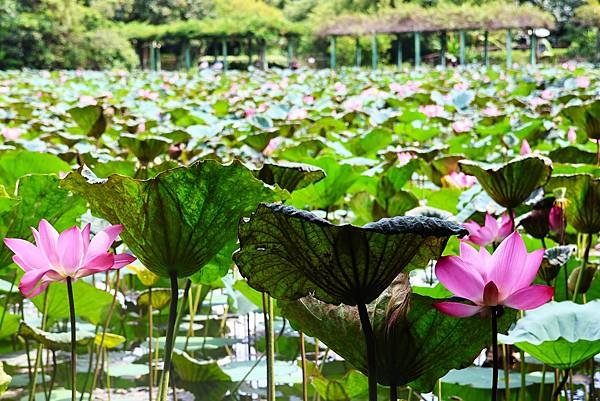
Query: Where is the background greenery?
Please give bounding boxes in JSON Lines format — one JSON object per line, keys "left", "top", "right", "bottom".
{"left": 0, "top": 0, "right": 597, "bottom": 70}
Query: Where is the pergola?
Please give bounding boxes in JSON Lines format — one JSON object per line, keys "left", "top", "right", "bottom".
{"left": 315, "top": 2, "right": 556, "bottom": 69}
{"left": 120, "top": 15, "right": 301, "bottom": 71}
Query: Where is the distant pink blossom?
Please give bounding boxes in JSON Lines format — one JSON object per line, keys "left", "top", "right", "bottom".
{"left": 567, "top": 127, "right": 577, "bottom": 144}
{"left": 463, "top": 213, "right": 513, "bottom": 247}
{"left": 288, "top": 108, "right": 308, "bottom": 121}
{"left": 453, "top": 82, "right": 470, "bottom": 91}
{"left": 342, "top": 98, "right": 363, "bottom": 112}
{"left": 136, "top": 122, "right": 146, "bottom": 133}
{"left": 263, "top": 137, "right": 281, "bottom": 156}
{"left": 529, "top": 97, "right": 547, "bottom": 108}
{"left": 4, "top": 220, "right": 136, "bottom": 298}
{"left": 435, "top": 232, "right": 553, "bottom": 317}
{"left": 138, "top": 89, "right": 159, "bottom": 101}
{"left": 257, "top": 103, "right": 269, "bottom": 113}
{"left": 540, "top": 90, "right": 553, "bottom": 100}
{"left": 397, "top": 152, "right": 414, "bottom": 166}
{"left": 520, "top": 140, "right": 532, "bottom": 155}
{"left": 78, "top": 95, "right": 97, "bottom": 107}
{"left": 361, "top": 87, "right": 382, "bottom": 98}
{"left": 482, "top": 105, "right": 502, "bottom": 117}
{"left": 303, "top": 95, "right": 315, "bottom": 104}
{"left": 334, "top": 82, "right": 347, "bottom": 94}
{"left": 244, "top": 108, "right": 256, "bottom": 118}
{"left": 0, "top": 87, "right": 9, "bottom": 94}
{"left": 419, "top": 104, "right": 444, "bottom": 118}
{"left": 452, "top": 119, "right": 473, "bottom": 133}
{"left": 444, "top": 171, "right": 477, "bottom": 189}
{"left": 575, "top": 76, "right": 590, "bottom": 89}
{"left": 390, "top": 81, "right": 420, "bottom": 97}
{"left": 1, "top": 127, "right": 24, "bottom": 140}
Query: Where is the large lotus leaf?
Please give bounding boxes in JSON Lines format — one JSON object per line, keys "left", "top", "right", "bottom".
{"left": 561, "top": 100, "right": 600, "bottom": 140}
{"left": 549, "top": 146, "right": 598, "bottom": 165}
{"left": 0, "top": 150, "right": 71, "bottom": 191}
{"left": 545, "top": 174, "right": 600, "bottom": 233}
{"left": 68, "top": 104, "right": 107, "bottom": 138}
{"left": 18, "top": 322, "right": 95, "bottom": 351}
{"left": 256, "top": 161, "right": 325, "bottom": 193}
{"left": 31, "top": 280, "right": 117, "bottom": 326}
{"left": 0, "top": 362, "right": 10, "bottom": 395}
{"left": 0, "top": 174, "right": 86, "bottom": 268}
{"left": 288, "top": 157, "right": 359, "bottom": 210}
{"left": 171, "top": 349, "right": 231, "bottom": 383}
{"left": 499, "top": 301, "right": 600, "bottom": 369}
{"left": 459, "top": 156, "right": 553, "bottom": 209}
{"left": 0, "top": 305, "right": 20, "bottom": 339}
{"left": 62, "top": 159, "right": 282, "bottom": 278}
{"left": 137, "top": 288, "right": 172, "bottom": 310}
{"left": 234, "top": 203, "right": 467, "bottom": 306}
{"left": 282, "top": 276, "right": 516, "bottom": 390}
{"left": 118, "top": 134, "right": 171, "bottom": 164}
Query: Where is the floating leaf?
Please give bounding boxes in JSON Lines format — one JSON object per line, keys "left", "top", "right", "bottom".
{"left": 234, "top": 204, "right": 467, "bottom": 306}
{"left": 0, "top": 363, "right": 10, "bottom": 395}
{"left": 18, "top": 322, "right": 95, "bottom": 351}
{"left": 95, "top": 333, "right": 126, "bottom": 349}
{"left": 62, "top": 159, "right": 282, "bottom": 278}
{"left": 137, "top": 288, "right": 172, "bottom": 310}
{"left": 459, "top": 155, "right": 552, "bottom": 209}
{"left": 499, "top": 301, "right": 600, "bottom": 369}
{"left": 546, "top": 174, "right": 600, "bottom": 233}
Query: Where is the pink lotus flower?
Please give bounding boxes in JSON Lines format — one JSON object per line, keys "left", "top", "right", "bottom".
{"left": 575, "top": 76, "right": 590, "bottom": 89}
{"left": 549, "top": 205, "right": 565, "bottom": 236}
{"left": 342, "top": 98, "right": 363, "bottom": 112}
{"left": 244, "top": 108, "right": 256, "bottom": 118}
{"left": 451, "top": 119, "right": 473, "bottom": 133}
{"left": 540, "top": 89, "right": 553, "bottom": 100}
{"left": 435, "top": 232, "right": 553, "bottom": 317}
{"left": 1, "top": 127, "right": 24, "bottom": 140}
{"left": 78, "top": 95, "right": 97, "bottom": 107}
{"left": 288, "top": 108, "right": 308, "bottom": 121}
{"left": 334, "top": 82, "right": 347, "bottom": 94}
{"left": 3, "top": 220, "right": 136, "bottom": 298}
{"left": 419, "top": 104, "right": 444, "bottom": 118}
{"left": 303, "top": 95, "right": 315, "bottom": 105}
{"left": 263, "top": 137, "right": 281, "bottom": 156}
{"left": 567, "top": 127, "right": 577, "bottom": 144}
{"left": 397, "top": 152, "right": 415, "bottom": 166}
{"left": 482, "top": 105, "right": 502, "bottom": 117}
{"left": 443, "top": 171, "right": 477, "bottom": 189}
{"left": 463, "top": 213, "right": 513, "bottom": 247}
{"left": 520, "top": 139, "right": 532, "bottom": 155}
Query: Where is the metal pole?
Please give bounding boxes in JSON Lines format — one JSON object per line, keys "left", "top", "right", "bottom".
{"left": 155, "top": 43, "right": 161, "bottom": 71}
{"left": 414, "top": 32, "right": 421, "bottom": 68}
{"left": 330, "top": 36, "right": 336, "bottom": 70}
{"left": 396, "top": 34, "right": 402, "bottom": 68}
{"left": 221, "top": 38, "right": 228, "bottom": 71}
{"left": 506, "top": 29, "right": 512, "bottom": 68}
{"left": 440, "top": 31, "right": 447, "bottom": 67}
{"left": 459, "top": 31, "right": 466, "bottom": 65}
{"left": 149, "top": 42, "right": 156, "bottom": 71}
{"left": 183, "top": 42, "right": 191, "bottom": 70}
{"left": 371, "top": 33, "right": 378, "bottom": 70}
{"left": 530, "top": 33, "right": 537, "bottom": 65}
{"left": 355, "top": 37, "right": 362, "bottom": 67}
{"left": 483, "top": 30, "right": 489, "bottom": 67}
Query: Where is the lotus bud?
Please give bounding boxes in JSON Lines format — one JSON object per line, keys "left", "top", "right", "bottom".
{"left": 568, "top": 263, "right": 597, "bottom": 295}
{"left": 521, "top": 197, "right": 554, "bottom": 239}
{"left": 538, "top": 245, "right": 575, "bottom": 283}
{"left": 168, "top": 143, "right": 183, "bottom": 160}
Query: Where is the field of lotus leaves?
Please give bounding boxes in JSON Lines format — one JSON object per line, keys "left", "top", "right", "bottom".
{"left": 0, "top": 64, "right": 598, "bottom": 401}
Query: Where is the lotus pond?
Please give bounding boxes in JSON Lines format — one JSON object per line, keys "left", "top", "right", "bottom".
{"left": 0, "top": 64, "right": 598, "bottom": 401}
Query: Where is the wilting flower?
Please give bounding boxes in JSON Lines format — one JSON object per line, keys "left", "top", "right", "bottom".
{"left": 3, "top": 220, "right": 136, "bottom": 298}
{"left": 451, "top": 119, "right": 473, "bottom": 133}
{"left": 443, "top": 171, "right": 477, "bottom": 189}
{"left": 435, "top": 232, "right": 553, "bottom": 317}
{"left": 463, "top": 213, "right": 512, "bottom": 247}
{"left": 520, "top": 139, "right": 532, "bottom": 155}
{"left": 419, "top": 104, "right": 444, "bottom": 118}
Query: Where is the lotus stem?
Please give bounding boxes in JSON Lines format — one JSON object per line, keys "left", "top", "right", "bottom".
{"left": 491, "top": 306, "right": 499, "bottom": 401}
{"left": 502, "top": 344, "right": 510, "bottom": 400}
{"left": 553, "top": 368, "right": 570, "bottom": 400}
{"left": 262, "top": 293, "right": 276, "bottom": 401}
{"left": 49, "top": 350, "right": 57, "bottom": 400}
{"left": 357, "top": 303, "right": 377, "bottom": 401}
{"left": 538, "top": 364, "right": 546, "bottom": 401}
{"left": 299, "top": 331, "right": 308, "bottom": 401}
{"left": 519, "top": 349, "right": 526, "bottom": 401}
{"left": 572, "top": 233, "right": 591, "bottom": 302}
{"left": 170, "top": 279, "right": 191, "bottom": 353}
{"left": 157, "top": 273, "right": 179, "bottom": 401}
{"left": 508, "top": 208, "right": 515, "bottom": 232}
{"left": 104, "top": 347, "right": 111, "bottom": 401}
{"left": 184, "top": 284, "right": 202, "bottom": 352}
{"left": 29, "top": 288, "right": 49, "bottom": 401}
{"left": 67, "top": 277, "right": 77, "bottom": 401}
{"left": 148, "top": 286, "right": 153, "bottom": 401}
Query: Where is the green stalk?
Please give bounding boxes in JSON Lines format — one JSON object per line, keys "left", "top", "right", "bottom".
{"left": 491, "top": 306, "right": 499, "bottom": 401}
{"left": 157, "top": 274, "right": 179, "bottom": 401}
{"left": 268, "top": 296, "right": 276, "bottom": 400}
{"left": 29, "top": 288, "right": 49, "bottom": 401}
{"left": 299, "top": 331, "right": 308, "bottom": 401}
{"left": 572, "top": 233, "right": 592, "bottom": 302}
{"left": 67, "top": 277, "right": 77, "bottom": 401}
{"left": 537, "top": 364, "right": 546, "bottom": 401}
{"left": 503, "top": 344, "right": 510, "bottom": 401}
{"left": 104, "top": 347, "right": 111, "bottom": 401}
{"left": 148, "top": 287, "right": 154, "bottom": 401}
{"left": 262, "top": 293, "right": 275, "bottom": 401}
{"left": 357, "top": 303, "right": 377, "bottom": 401}
{"left": 519, "top": 349, "right": 526, "bottom": 401}
{"left": 171, "top": 279, "right": 191, "bottom": 352}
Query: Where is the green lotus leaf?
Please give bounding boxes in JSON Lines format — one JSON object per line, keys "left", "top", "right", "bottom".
{"left": 500, "top": 301, "right": 600, "bottom": 369}
{"left": 256, "top": 161, "right": 325, "bottom": 193}
{"left": 172, "top": 349, "right": 231, "bottom": 383}
{"left": 538, "top": 245, "right": 575, "bottom": 283}
{"left": 234, "top": 203, "right": 467, "bottom": 306}
{"left": 0, "top": 150, "right": 71, "bottom": 192}
{"left": 0, "top": 174, "right": 86, "bottom": 268}
{"left": 68, "top": 104, "right": 107, "bottom": 138}
{"left": 545, "top": 174, "right": 600, "bottom": 233}
{"left": 459, "top": 155, "right": 553, "bottom": 209}
{"left": 282, "top": 276, "right": 516, "bottom": 390}
{"left": 0, "top": 362, "right": 10, "bottom": 395}
{"left": 118, "top": 134, "right": 172, "bottom": 164}
{"left": 62, "top": 159, "right": 282, "bottom": 278}
{"left": 137, "top": 288, "right": 172, "bottom": 310}
{"left": 94, "top": 332, "right": 126, "bottom": 349}
{"left": 561, "top": 99, "right": 600, "bottom": 140}
{"left": 549, "top": 146, "right": 597, "bottom": 165}
{"left": 18, "top": 322, "right": 95, "bottom": 351}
